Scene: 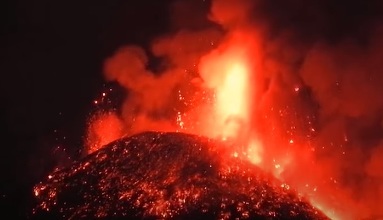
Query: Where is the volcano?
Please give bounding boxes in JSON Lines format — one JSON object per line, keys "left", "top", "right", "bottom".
{"left": 32, "top": 132, "right": 329, "bottom": 219}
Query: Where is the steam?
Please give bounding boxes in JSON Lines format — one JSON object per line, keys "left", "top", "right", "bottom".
{"left": 86, "top": 0, "right": 383, "bottom": 218}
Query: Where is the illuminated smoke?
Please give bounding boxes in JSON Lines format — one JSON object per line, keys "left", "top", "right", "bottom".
{"left": 85, "top": 111, "right": 125, "bottom": 154}
{"left": 199, "top": 39, "right": 252, "bottom": 140}
{"left": 85, "top": 0, "right": 383, "bottom": 219}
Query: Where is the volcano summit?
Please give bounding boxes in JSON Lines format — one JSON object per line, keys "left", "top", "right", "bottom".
{"left": 33, "top": 132, "right": 328, "bottom": 219}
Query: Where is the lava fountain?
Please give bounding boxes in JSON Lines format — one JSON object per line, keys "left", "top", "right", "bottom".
{"left": 31, "top": 0, "right": 383, "bottom": 219}
{"left": 32, "top": 21, "right": 329, "bottom": 220}
{"left": 32, "top": 36, "right": 329, "bottom": 218}
{"left": 199, "top": 44, "right": 252, "bottom": 143}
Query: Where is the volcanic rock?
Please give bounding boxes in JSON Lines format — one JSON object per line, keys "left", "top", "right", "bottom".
{"left": 32, "top": 132, "right": 329, "bottom": 219}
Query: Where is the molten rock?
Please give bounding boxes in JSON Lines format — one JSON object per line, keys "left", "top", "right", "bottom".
{"left": 33, "top": 132, "right": 328, "bottom": 219}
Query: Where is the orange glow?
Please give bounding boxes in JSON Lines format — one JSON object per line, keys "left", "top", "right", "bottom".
{"left": 80, "top": 33, "right": 358, "bottom": 218}
{"left": 85, "top": 111, "right": 124, "bottom": 154}
{"left": 40, "top": 1, "right": 382, "bottom": 218}
{"left": 198, "top": 40, "right": 253, "bottom": 144}
{"left": 246, "top": 139, "right": 262, "bottom": 165}
{"left": 218, "top": 62, "right": 249, "bottom": 139}
{"left": 218, "top": 62, "right": 249, "bottom": 118}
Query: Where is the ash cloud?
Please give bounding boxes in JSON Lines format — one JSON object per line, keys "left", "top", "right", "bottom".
{"left": 225, "top": 0, "right": 383, "bottom": 218}
{"left": 297, "top": 29, "right": 383, "bottom": 218}
{"left": 98, "top": 0, "right": 383, "bottom": 218}
{"left": 100, "top": 1, "right": 223, "bottom": 136}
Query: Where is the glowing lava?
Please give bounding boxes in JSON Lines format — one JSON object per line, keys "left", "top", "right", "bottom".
{"left": 218, "top": 62, "right": 249, "bottom": 139}
{"left": 33, "top": 0, "right": 378, "bottom": 217}
{"left": 32, "top": 132, "right": 329, "bottom": 219}
{"left": 199, "top": 43, "right": 252, "bottom": 144}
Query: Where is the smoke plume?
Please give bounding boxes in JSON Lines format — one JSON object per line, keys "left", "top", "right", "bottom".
{"left": 87, "top": 0, "right": 383, "bottom": 218}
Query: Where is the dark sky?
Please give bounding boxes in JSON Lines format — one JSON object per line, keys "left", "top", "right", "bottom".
{"left": 1, "top": 0, "right": 382, "bottom": 218}
{"left": 0, "top": 0, "right": 176, "bottom": 217}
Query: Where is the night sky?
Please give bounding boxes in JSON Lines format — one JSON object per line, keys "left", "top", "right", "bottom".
{"left": 0, "top": 0, "right": 178, "bottom": 217}
{"left": 1, "top": 0, "right": 382, "bottom": 218}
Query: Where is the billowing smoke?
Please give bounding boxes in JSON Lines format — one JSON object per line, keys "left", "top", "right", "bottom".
{"left": 296, "top": 31, "right": 383, "bottom": 218}
{"left": 99, "top": 27, "right": 223, "bottom": 134}
{"left": 86, "top": 0, "right": 383, "bottom": 218}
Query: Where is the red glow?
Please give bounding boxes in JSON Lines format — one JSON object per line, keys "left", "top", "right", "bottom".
{"left": 74, "top": 1, "right": 383, "bottom": 219}
{"left": 85, "top": 112, "right": 124, "bottom": 154}
{"left": 199, "top": 43, "right": 252, "bottom": 141}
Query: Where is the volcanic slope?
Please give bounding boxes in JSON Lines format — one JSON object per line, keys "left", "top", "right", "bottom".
{"left": 33, "top": 132, "right": 329, "bottom": 219}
